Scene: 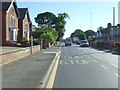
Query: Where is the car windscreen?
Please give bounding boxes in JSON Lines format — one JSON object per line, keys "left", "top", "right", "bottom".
{"left": 81, "top": 41, "right": 87, "bottom": 43}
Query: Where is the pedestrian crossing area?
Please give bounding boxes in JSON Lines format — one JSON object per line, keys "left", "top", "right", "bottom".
{"left": 59, "top": 59, "right": 97, "bottom": 65}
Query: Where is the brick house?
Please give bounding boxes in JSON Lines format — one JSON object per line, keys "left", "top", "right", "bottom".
{"left": 110, "top": 24, "right": 120, "bottom": 42}
{"left": 18, "top": 8, "right": 32, "bottom": 41}
{"left": 102, "top": 23, "right": 112, "bottom": 42}
{"left": 0, "top": 0, "right": 20, "bottom": 42}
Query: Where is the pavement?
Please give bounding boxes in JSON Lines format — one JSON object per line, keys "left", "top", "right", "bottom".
{"left": 2, "top": 44, "right": 61, "bottom": 88}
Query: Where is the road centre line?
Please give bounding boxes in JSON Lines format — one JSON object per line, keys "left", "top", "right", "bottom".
{"left": 100, "top": 65, "right": 108, "bottom": 69}
{"left": 114, "top": 73, "right": 120, "bottom": 77}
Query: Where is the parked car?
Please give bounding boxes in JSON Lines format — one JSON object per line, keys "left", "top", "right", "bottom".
{"left": 0, "top": 41, "right": 21, "bottom": 46}
{"left": 80, "top": 40, "right": 89, "bottom": 47}
{"left": 65, "top": 38, "right": 72, "bottom": 46}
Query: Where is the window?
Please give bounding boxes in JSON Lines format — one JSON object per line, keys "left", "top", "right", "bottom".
{"left": 10, "top": 16, "right": 15, "bottom": 26}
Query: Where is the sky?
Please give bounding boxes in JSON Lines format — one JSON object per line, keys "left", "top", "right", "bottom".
{"left": 17, "top": 1, "right": 119, "bottom": 39}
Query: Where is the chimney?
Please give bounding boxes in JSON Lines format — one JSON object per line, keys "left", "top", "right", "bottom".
{"left": 108, "top": 23, "right": 112, "bottom": 28}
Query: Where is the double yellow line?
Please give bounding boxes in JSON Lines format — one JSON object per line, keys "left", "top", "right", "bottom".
{"left": 46, "top": 52, "right": 61, "bottom": 88}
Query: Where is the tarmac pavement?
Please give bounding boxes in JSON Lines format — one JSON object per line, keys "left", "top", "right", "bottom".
{"left": 2, "top": 45, "right": 61, "bottom": 88}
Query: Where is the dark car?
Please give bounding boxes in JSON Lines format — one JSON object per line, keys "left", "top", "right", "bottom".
{"left": 0, "top": 41, "right": 21, "bottom": 46}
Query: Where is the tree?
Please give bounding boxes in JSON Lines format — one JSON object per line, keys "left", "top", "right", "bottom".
{"left": 78, "top": 32, "right": 87, "bottom": 40}
{"left": 55, "top": 13, "right": 70, "bottom": 41}
{"left": 35, "top": 12, "right": 56, "bottom": 29}
{"left": 34, "top": 12, "right": 69, "bottom": 41}
{"left": 70, "top": 29, "right": 83, "bottom": 39}
{"left": 85, "top": 30, "right": 96, "bottom": 38}
{"left": 40, "top": 30, "right": 58, "bottom": 44}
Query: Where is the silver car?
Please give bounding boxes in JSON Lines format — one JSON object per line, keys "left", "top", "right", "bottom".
{"left": 80, "top": 40, "right": 89, "bottom": 47}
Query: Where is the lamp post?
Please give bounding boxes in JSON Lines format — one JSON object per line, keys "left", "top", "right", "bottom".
{"left": 30, "top": 36, "right": 33, "bottom": 55}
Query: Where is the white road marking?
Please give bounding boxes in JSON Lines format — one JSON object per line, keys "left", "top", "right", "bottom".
{"left": 65, "top": 62, "right": 67, "bottom": 64}
{"left": 59, "top": 60, "right": 62, "bottom": 64}
{"left": 110, "top": 63, "right": 118, "bottom": 68}
{"left": 59, "top": 47, "right": 61, "bottom": 51}
{"left": 114, "top": 73, "right": 120, "bottom": 77}
{"left": 43, "top": 52, "right": 57, "bottom": 54}
{"left": 92, "top": 60, "right": 97, "bottom": 63}
{"left": 76, "top": 60, "right": 79, "bottom": 64}
{"left": 94, "top": 55, "right": 102, "bottom": 60}
{"left": 100, "top": 65, "right": 108, "bottom": 69}
{"left": 71, "top": 60, "right": 74, "bottom": 64}
{"left": 81, "top": 60, "right": 85, "bottom": 64}
{"left": 83, "top": 60, "right": 88, "bottom": 64}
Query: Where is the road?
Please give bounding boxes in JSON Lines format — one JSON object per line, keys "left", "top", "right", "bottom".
{"left": 53, "top": 44, "right": 119, "bottom": 88}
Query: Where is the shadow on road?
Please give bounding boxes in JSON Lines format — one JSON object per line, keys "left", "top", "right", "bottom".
{"left": 91, "top": 47, "right": 120, "bottom": 55}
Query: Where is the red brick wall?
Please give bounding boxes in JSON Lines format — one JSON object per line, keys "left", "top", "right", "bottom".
{"left": 1, "top": 11, "right": 6, "bottom": 42}
{"left": 18, "top": 19, "right": 23, "bottom": 41}
{"left": 0, "top": 45, "right": 41, "bottom": 65}
{"left": 0, "top": 11, "right": 2, "bottom": 43}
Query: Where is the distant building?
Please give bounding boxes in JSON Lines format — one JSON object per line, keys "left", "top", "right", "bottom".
{"left": 73, "top": 37, "right": 79, "bottom": 43}
{"left": 118, "top": 1, "right": 120, "bottom": 24}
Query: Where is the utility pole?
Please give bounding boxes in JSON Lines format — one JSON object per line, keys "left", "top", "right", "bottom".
{"left": 90, "top": 12, "right": 92, "bottom": 30}
{"left": 113, "top": 7, "right": 115, "bottom": 26}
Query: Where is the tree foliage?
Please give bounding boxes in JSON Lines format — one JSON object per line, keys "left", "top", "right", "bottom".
{"left": 34, "top": 12, "right": 69, "bottom": 41}
{"left": 40, "top": 30, "right": 58, "bottom": 44}
{"left": 78, "top": 32, "right": 87, "bottom": 40}
{"left": 70, "top": 29, "right": 83, "bottom": 39}
{"left": 85, "top": 30, "right": 96, "bottom": 38}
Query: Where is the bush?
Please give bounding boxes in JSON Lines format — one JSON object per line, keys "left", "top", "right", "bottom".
{"left": 19, "top": 38, "right": 30, "bottom": 46}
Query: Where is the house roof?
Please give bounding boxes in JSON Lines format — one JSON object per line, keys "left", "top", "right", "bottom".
{"left": 18, "top": 8, "right": 31, "bottom": 23}
{"left": 2, "top": 0, "right": 12, "bottom": 11}
{"left": 2, "top": 0, "right": 20, "bottom": 17}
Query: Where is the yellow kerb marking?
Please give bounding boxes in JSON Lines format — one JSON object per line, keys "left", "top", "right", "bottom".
{"left": 46, "top": 55, "right": 60, "bottom": 88}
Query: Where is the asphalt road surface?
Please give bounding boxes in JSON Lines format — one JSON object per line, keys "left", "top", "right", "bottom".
{"left": 53, "top": 44, "right": 119, "bottom": 89}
